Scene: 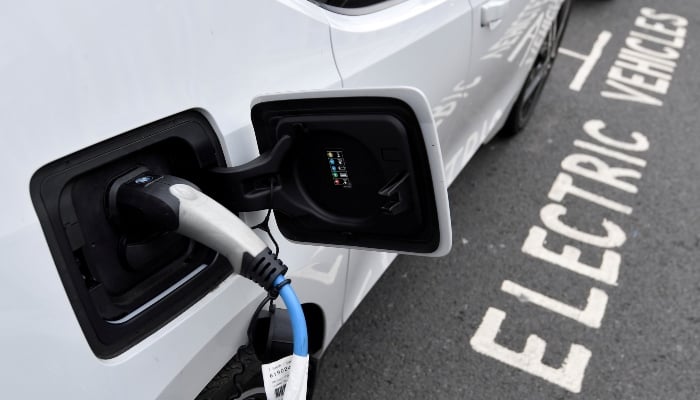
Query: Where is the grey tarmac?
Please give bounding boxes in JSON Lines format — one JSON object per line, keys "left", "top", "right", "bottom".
{"left": 314, "top": 0, "right": 700, "bottom": 398}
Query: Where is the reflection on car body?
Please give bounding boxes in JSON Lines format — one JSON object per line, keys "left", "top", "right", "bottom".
{"left": 0, "top": 0, "right": 571, "bottom": 398}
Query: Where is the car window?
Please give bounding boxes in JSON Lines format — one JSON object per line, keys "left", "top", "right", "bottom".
{"left": 316, "top": 0, "right": 389, "bottom": 7}
{"left": 312, "top": 0, "right": 408, "bottom": 14}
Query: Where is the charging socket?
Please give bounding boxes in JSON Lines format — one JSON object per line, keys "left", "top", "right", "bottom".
{"left": 31, "top": 111, "right": 232, "bottom": 358}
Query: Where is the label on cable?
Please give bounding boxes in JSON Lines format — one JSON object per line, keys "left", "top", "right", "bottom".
{"left": 262, "top": 355, "right": 293, "bottom": 399}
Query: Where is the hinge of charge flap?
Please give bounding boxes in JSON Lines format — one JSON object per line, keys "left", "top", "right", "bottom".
{"left": 202, "top": 134, "right": 320, "bottom": 219}
{"left": 201, "top": 135, "right": 292, "bottom": 213}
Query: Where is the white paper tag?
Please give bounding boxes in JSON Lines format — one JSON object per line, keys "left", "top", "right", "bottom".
{"left": 261, "top": 355, "right": 293, "bottom": 400}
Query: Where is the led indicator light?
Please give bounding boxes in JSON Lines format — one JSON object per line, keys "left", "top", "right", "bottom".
{"left": 135, "top": 176, "right": 154, "bottom": 184}
{"left": 327, "top": 150, "right": 351, "bottom": 187}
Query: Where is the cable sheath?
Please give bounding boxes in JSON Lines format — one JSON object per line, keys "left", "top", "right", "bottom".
{"left": 274, "top": 274, "right": 308, "bottom": 356}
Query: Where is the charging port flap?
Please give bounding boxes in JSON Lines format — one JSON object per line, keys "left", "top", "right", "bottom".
{"left": 247, "top": 87, "right": 451, "bottom": 256}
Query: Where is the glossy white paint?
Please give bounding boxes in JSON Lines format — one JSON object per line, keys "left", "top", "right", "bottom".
{"left": 342, "top": 249, "right": 398, "bottom": 321}
{"left": 0, "top": 0, "right": 567, "bottom": 397}
{"left": 0, "top": 1, "right": 348, "bottom": 398}
{"left": 327, "top": 0, "right": 563, "bottom": 318}
{"left": 325, "top": 0, "right": 473, "bottom": 166}
{"left": 324, "top": 0, "right": 473, "bottom": 321}
{"left": 469, "top": 0, "right": 556, "bottom": 139}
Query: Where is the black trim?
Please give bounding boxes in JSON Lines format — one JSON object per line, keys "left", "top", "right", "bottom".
{"left": 310, "top": 0, "right": 408, "bottom": 15}
{"left": 30, "top": 111, "right": 232, "bottom": 358}
{"left": 250, "top": 97, "right": 441, "bottom": 253}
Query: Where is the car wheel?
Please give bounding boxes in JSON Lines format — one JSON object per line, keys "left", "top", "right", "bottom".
{"left": 501, "top": 0, "right": 572, "bottom": 137}
{"left": 195, "top": 345, "right": 266, "bottom": 400}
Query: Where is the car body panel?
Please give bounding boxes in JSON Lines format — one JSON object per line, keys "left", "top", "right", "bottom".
{"left": 0, "top": 0, "right": 567, "bottom": 397}
{"left": 325, "top": 0, "right": 473, "bottom": 168}
{"left": 331, "top": 0, "right": 563, "bottom": 327}
{"left": 467, "top": 0, "right": 563, "bottom": 138}
{"left": 0, "top": 1, "right": 349, "bottom": 398}
{"left": 324, "top": 0, "right": 474, "bottom": 321}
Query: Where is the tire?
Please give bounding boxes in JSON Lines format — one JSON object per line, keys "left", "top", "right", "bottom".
{"left": 501, "top": 0, "right": 572, "bottom": 137}
{"left": 196, "top": 345, "right": 267, "bottom": 400}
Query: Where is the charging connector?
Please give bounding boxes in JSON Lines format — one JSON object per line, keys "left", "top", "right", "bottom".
{"left": 109, "top": 169, "right": 308, "bottom": 399}
{"left": 110, "top": 170, "right": 271, "bottom": 276}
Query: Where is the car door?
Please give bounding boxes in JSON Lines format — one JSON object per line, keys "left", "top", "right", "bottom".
{"left": 324, "top": 0, "right": 473, "bottom": 168}
{"left": 317, "top": 0, "right": 474, "bottom": 320}
{"left": 427, "top": 0, "right": 532, "bottom": 185}
{"left": 329, "top": 0, "right": 564, "bottom": 323}
{"left": 466, "top": 0, "right": 559, "bottom": 143}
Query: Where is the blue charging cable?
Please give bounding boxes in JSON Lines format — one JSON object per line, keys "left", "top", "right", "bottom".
{"left": 274, "top": 275, "right": 308, "bottom": 356}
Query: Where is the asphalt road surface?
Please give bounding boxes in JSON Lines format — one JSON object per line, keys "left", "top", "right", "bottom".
{"left": 314, "top": 0, "right": 700, "bottom": 399}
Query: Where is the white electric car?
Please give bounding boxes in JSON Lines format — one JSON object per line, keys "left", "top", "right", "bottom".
{"left": 0, "top": 0, "right": 570, "bottom": 398}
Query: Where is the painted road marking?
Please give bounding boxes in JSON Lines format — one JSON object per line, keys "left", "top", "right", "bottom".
{"left": 471, "top": 118, "right": 651, "bottom": 392}
{"left": 573, "top": 140, "right": 647, "bottom": 168}
{"left": 469, "top": 6, "right": 687, "bottom": 395}
{"left": 602, "top": 8, "right": 688, "bottom": 106}
{"left": 583, "top": 119, "right": 650, "bottom": 153}
{"left": 559, "top": 31, "right": 613, "bottom": 91}
{"left": 502, "top": 280, "right": 608, "bottom": 328}
{"left": 540, "top": 203, "right": 627, "bottom": 249}
{"left": 548, "top": 172, "right": 633, "bottom": 215}
{"left": 522, "top": 226, "right": 621, "bottom": 285}
{"left": 470, "top": 308, "right": 592, "bottom": 393}
{"left": 561, "top": 153, "right": 642, "bottom": 194}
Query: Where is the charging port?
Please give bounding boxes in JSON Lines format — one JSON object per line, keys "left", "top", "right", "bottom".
{"left": 31, "top": 111, "right": 232, "bottom": 358}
